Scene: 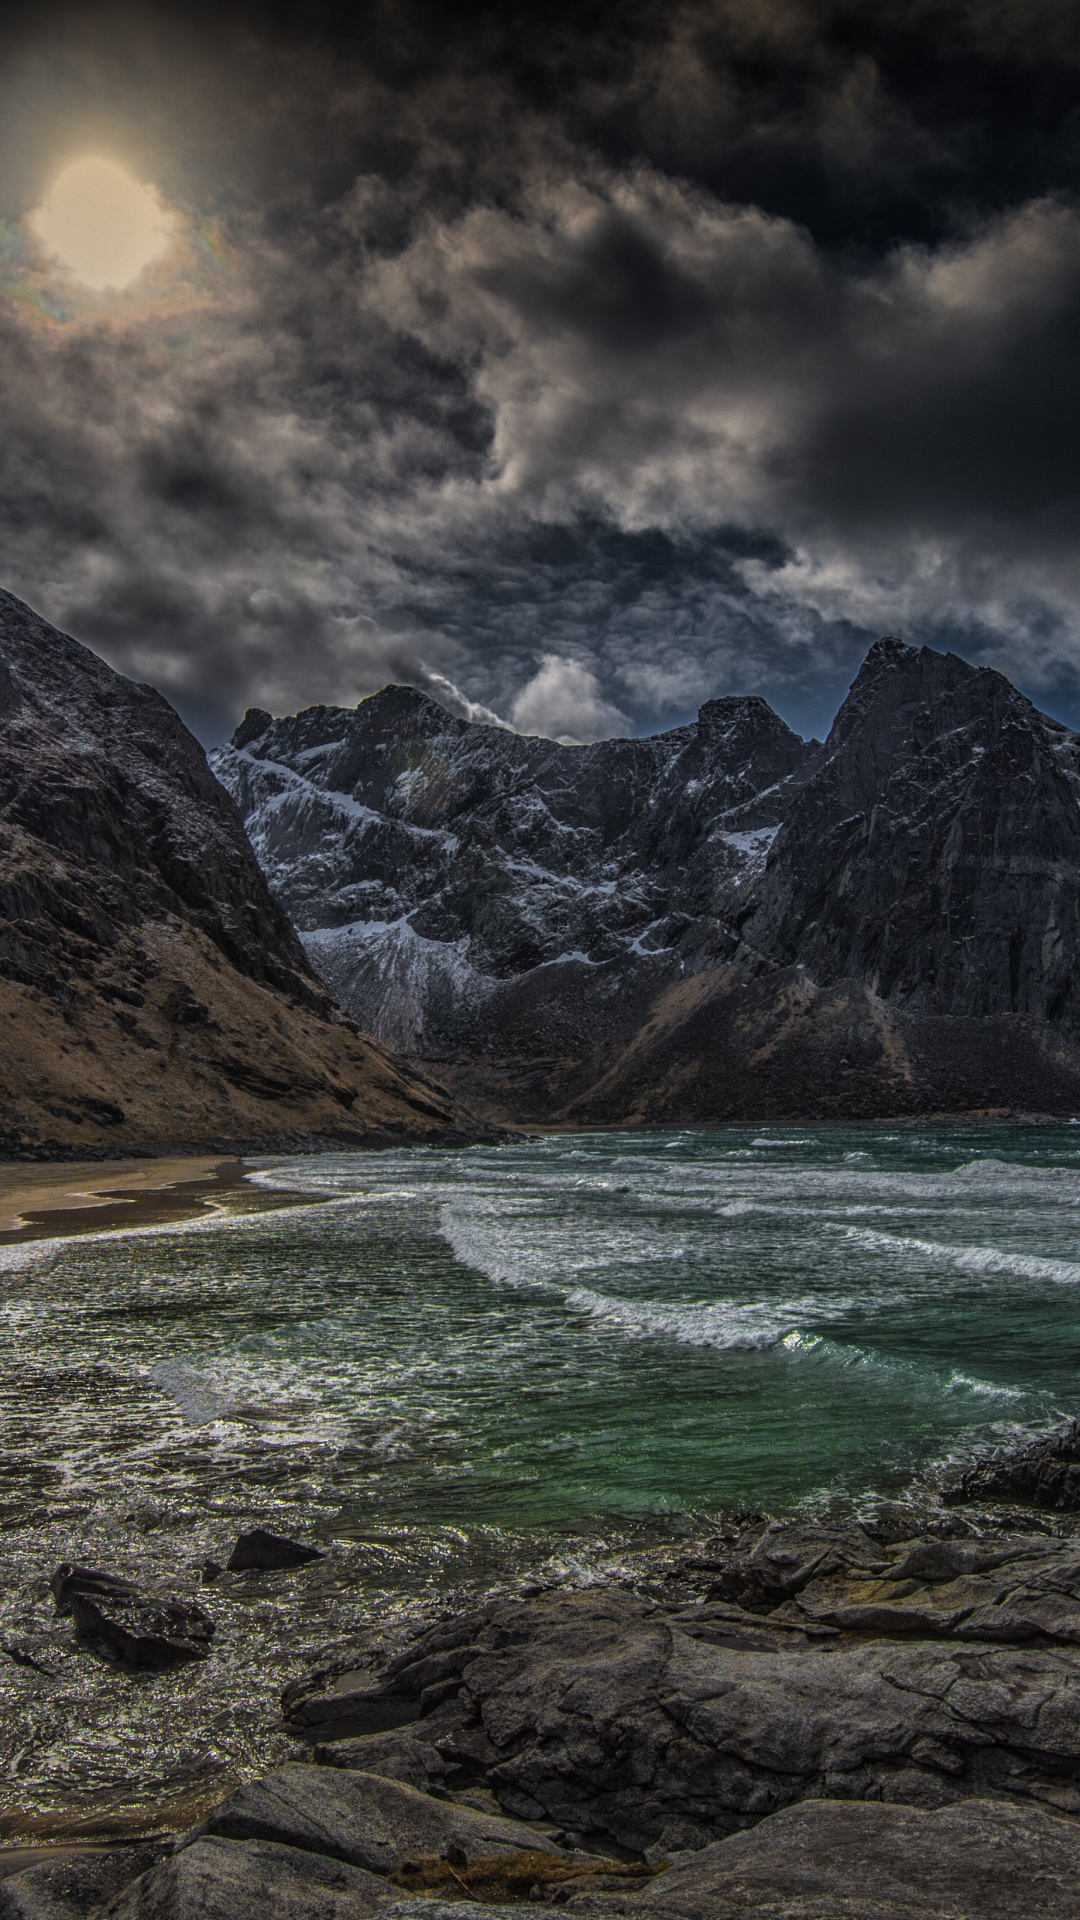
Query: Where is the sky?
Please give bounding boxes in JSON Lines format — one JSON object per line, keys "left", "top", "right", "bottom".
{"left": 2, "top": 0, "right": 1080, "bottom": 746}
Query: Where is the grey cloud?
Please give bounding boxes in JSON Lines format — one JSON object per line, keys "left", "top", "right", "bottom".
{"left": 1, "top": 0, "right": 1080, "bottom": 744}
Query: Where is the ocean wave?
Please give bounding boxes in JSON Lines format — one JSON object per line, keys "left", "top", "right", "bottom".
{"left": 945, "top": 1370, "right": 1026, "bottom": 1400}
{"left": 776, "top": 1332, "right": 1029, "bottom": 1406}
{"left": 563, "top": 1286, "right": 812, "bottom": 1350}
{"left": 150, "top": 1359, "right": 246, "bottom": 1424}
{"left": 438, "top": 1207, "right": 564, "bottom": 1292}
{"left": 845, "top": 1225, "right": 1080, "bottom": 1285}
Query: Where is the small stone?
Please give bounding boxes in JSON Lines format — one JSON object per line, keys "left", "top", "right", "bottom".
{"left": 226, "top": 1529, "right": 324, "bottom": 1572}
{"left": 69, "top": 1592, "right": 214, "bottom": 1671}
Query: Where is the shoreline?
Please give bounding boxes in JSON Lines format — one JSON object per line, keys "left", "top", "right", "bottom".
{"left": 7, "top": 1443, "right": 1080, "bottom": 1892}
{"left": 4, "top": 1115, "right": 1049, "bottom": 1246}
{"left": 0, "top": 1155, "right": 331, "bottom": 1245}
{"left": 4, "top": 1135, "right": 1079, "bottom": 1869}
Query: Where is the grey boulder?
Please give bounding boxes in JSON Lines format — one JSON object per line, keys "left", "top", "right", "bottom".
{"left": 625, "top": 1797, "right": 1080, "bottom": 1920}
{"left": 190, "top": 1765, "right": 565, "bottom": 1872}
{"left": 104, "top": 1838, "right": 390, "bottom": 1920}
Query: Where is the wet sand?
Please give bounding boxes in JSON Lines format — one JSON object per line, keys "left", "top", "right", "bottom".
{"left": 0, "top": 1155, "right": 326, "bottom": 1244}
{"left": 0, "top": 1778, "right": 224, "bottom": 1866}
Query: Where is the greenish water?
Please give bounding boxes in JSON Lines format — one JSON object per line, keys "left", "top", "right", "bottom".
{"left": 3, "top": 1124, "right": 1080, "bottom": 1833}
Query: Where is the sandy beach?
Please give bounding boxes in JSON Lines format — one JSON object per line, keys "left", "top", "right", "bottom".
{"left": 0, "top": 1156, "right": 324, "bottom": 1244}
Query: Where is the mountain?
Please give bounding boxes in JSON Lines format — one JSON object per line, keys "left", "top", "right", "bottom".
{"left": 210, "top": 686, "right": 821, "bottom": 1118}
{"left": 0, "top": 590, "right": 470, "bottom": 1156}
{"left": 214, "top": 638, "right": 1080, "bottom": 1125}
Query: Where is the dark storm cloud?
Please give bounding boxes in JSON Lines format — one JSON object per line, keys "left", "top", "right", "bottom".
{"left": 1, "top": 0, "right": 1080, "bottom": 742}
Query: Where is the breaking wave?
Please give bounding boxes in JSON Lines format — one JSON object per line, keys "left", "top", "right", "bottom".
{"left": 846, "top": 1225, "right": 1080, "bottom": 1285}
{"left": 563, "top": 1286, "right": 823, "bottom": 1351}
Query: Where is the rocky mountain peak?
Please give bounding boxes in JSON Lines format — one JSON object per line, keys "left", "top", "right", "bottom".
{"left": 218, "top": 638, "right": 1080, "bottom": 1125}
{"left": 0, "top": 590, "right": 470, "bottom": 1153}
{"left": 212, "top": 679, "right": 821, "bottom": 1085}
{"left": 747, "top": 636, "right": 1080, "bottom": 1029}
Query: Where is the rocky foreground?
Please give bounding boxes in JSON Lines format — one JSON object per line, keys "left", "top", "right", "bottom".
{"left": 11, "top": 1429, "right": 1080, "bottom": 1919}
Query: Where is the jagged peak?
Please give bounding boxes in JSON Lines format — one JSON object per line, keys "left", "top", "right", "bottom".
{"left": 825, "top": 634, "right": 1028, "bottom": 757}
{"left": 862, "top": 634, "right": 917, "bottom": 667}
{"left": 697, "top": 692, "right": 803, "bottom": 744}
{"left": 358, "top": 682, "right": 457, "bottom": 720}
{"left": 233, "top": 707, "right": 273, "bottom": 749}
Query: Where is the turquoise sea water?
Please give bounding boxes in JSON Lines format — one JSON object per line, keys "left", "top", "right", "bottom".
{"left": 4, "top": 1124, "right": 1080, "bottom": 1832}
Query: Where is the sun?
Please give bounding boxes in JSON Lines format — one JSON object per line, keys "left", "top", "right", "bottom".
{"left": 28, "top": 157, "right": 174, "bottom": 291}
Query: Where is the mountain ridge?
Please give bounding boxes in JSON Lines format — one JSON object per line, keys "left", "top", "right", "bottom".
{"left": 0, "top": 589, "right": 474, "bottom": 1157}
{"left": 213, "top": 636, "right": 1080, "bottom": 1125}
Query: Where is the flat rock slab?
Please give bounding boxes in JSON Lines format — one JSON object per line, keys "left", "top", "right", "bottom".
{"left": 104, "top": 1838, "right": 391, "bottom": 1920}
{"left": 191, "top": 1765, "right": 566, "bottom": 1873}
{"left": 350, "top": 1583, "right": 1080, "bottom": 1851}
{"left": 0, "top": 1848, "right": 167, "bottom": 1920}
{"left": 310, "top": 1731, "right": 448, "bottom": 1791}
{"left": 626, "top": 1797, "right": 1080, "bottom": 1920}
{"left": 290, "top": 1687, "right": 419, "bottom": 1735}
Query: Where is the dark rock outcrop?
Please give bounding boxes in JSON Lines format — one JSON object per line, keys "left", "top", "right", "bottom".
{"left": 0, "top": 588, "right": 472, "bottom": 1156}
{"left": 43, "top": 1522, "right": 1080, "bottom": 1920}
{"left": 50, "top": 1566, "right": 141, "bottom": 1612}
{"left": 67, "top": 1593, "right": 215, "bottom": 1671}
{"left": 281, "top": 1545, "right": 1080, "bottom": 1852}
{"left": 225, "top": 1529, "right": 324, "bottom": 1572}
{"left": 50, "top": 1566, "right": 215, "bottom": 1674}
{"left": 944, "top": 1419, "right": 1080, "bottom": 1511}
{"left": 50, "top": 1561, "right": 215, "bottom": 1669}
{"left": 215, "top": 639, "right": 1080, "bottom": 1124}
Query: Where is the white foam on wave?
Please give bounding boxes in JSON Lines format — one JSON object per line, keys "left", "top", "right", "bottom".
{"left": 150, "top": 1359, "right": 244, "bottom": 1424}
{"left": 946, "top": 1370, "right": 1026, "bottom": 1400}
{"left": 564, "top": 1285, "right": 818, "bottom": 1351}
{"left": 0, "top": 1238, "right": 61, "bottom": 1272}
{"left": 846, "top": 1225, "right": 1080, "bottom": 1285}
{"left": 777, "top": 1332, "right": 1028, "bottom": 1407}
{"left": 438, "top": 1206, "right": 564, "bottom": 1293}
{"left": 439, "top": 1202, "right": 686, "bottom": 1285}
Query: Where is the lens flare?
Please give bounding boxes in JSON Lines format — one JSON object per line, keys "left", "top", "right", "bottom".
{"left": 28, "top": 157, "right": 173, "bottom": 291}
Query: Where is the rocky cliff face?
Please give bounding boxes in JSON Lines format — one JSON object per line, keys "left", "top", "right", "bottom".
{"left": 214, "top": 638, "right": 1080, "bottom": 1124}
{"left": 211, "top": 688, "right": 820, "bottom": 1113}
{"left": 746, "top": 637, "right": 1080, "bottom": 1027}
{"left": 0, "top": 590, "right": 469, "bottom": 1156}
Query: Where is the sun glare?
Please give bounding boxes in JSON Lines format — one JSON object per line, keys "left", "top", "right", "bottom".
{"left": 28, "top": 157, "right": 173, "bottom": 291}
